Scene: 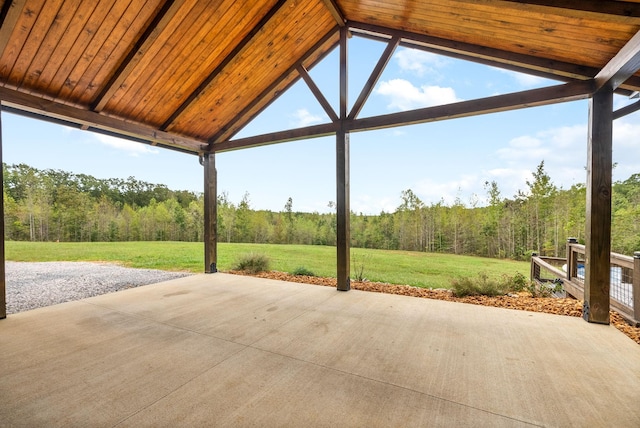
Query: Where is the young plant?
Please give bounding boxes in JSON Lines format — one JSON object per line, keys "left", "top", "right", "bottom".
{"left": 232, "top": 252, "right": 270, "bottom": 274}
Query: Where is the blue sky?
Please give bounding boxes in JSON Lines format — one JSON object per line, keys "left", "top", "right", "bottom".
{"left": 3, "top": 36, "right": 639, "bottom": 214}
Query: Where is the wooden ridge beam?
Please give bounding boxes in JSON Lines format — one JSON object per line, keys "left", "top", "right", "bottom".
{"left": 91, "top": 0, "right": 181, "bottom": 112}
{"left": 160, "top": 0, "right": 289, "bottom": 131}
{"left": 0, "top": 86, "right": 206, "bottom": 153}
{"left": 595, "top": 29, "right": 640, "bottom": 90}
{"left": 348, "top": 80, "right": 594, "bottom": 133}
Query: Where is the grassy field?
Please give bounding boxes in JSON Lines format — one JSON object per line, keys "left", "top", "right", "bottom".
{"left": 5, "top": 241, "right": 530, "bottom": 289}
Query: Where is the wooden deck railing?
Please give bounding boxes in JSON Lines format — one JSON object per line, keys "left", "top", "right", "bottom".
{"left": 531, "top": 238, "right": 640, "bottom": 326}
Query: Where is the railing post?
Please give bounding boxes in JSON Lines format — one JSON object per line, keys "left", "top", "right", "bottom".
{"left": 567, "top": 238, "right": 578, "bottom": 281}
{"left": 531, "top": 252, "right": 538, "bottom": 282}
{"left": 633, "top": 252, "right": 640, "bottom": 324}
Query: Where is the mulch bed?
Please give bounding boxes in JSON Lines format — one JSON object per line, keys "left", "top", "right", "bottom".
{"left": 228, "top": 270, "right": 640, "bottom": 346}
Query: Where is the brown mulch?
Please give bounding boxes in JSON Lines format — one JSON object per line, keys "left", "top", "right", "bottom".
{"left": 228, "top": 270, "right": 640, "bottom": 346}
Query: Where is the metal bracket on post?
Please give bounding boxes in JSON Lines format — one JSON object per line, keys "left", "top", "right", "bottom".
{"left": 582, "top": 301, "right": 590, "bottom": 322}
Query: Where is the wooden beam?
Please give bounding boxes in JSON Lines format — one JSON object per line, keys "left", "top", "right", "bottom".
{"left": 297, "top": 64, "right": 338, "bottom": 123}
{"left": 0, "top": 110, "right": 5, "bottom": 319}
{"left": 348, "top": 36, "right": 399, "bottom": 120}
{"left": 336, "top": 26, "right": 350, "bottom": 292}
{"left": 595, "top": 29, "right": 640, "bottom": 91}
{"left": 496, "top": 0, "right": 640, "bottom": 19}
{"left": 161, "top": 0, "right": 289, "bottom": 131}
{"left": 213, "top": 123, "right": 337, "bottom": 152}
{"left": 321, "top": 0, "right": 345, "bottom": 26}
{"left": 91, "top": 0, "right": 181, "bottom": 112}
{"left": 203, "top": 153, "right": 217, "bottom": 274}
{"left": 349, "top": 80, "right": 593, "bottom": 132}
{"left": 348, "top": 22, "right": 640, "bottom": 95}
{"left": 0, "top": 86, "right": 206, "bottom": 153}
{"left": 584, "top": 87, "right": 614, "bottom": 324}
{"left": 208, "top": 28, "right": 339, "bottom": 146}
{"left": 613, "top": 99, "right": 640, "bottom": 119}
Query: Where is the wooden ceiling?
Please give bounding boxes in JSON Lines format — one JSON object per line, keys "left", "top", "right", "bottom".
{"left": 1, "top": 0, "right": 640, "bottom": 155}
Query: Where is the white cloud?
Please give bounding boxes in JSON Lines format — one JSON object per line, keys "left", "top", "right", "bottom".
{"left": 93, "top": 133, "right": 159, "bottom": 156}
{"left": 290, "top": 108, "right": 323, "bottom": 127}
{"left": 394, "top": 48, "right": 448, "bottom": 77}
{"left": 376, "top": 78, "right": 460, "bottom": 111}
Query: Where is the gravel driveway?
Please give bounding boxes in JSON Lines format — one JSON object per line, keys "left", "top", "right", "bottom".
{"left": 4, "top": 261, "right": 192, "bottom": 315}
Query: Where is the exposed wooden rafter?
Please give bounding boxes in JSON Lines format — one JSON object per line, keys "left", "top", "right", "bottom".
{"left": 321, "top": 0, "right": 345, "bottom": 26}
{"left": 0, "top": 86, "right": 206, "bottom": 153}
{"left": 348, "top": 22, "right": 640, "bottom": 95}
{"left": 497, "top": 0, "right": 640, "bottom": 20}
{"left": 160, "top": 0, "right": 289, "bottom": 131}
{"left": 91, "top": 0, "right": 181, "bottom": 112}
{"left": 595, "top": 29, "right": 640, "bottom": 90}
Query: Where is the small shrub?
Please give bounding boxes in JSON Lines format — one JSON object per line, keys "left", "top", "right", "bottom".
{"left": 292, "top": 266, "right": 315, "bottom": 276}
{"left": 233, "top": 253, "right": 270, "bottom": 274}
{"left": 451, "top": 273, "right": 507, "bottom": 297}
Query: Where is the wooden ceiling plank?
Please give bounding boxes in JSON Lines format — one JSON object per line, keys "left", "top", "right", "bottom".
{"left": 0, "top": 0, "right": 27, "bottom": 59}
{"left": 9, "top": 0, "right": 65, "bottom": 87}
{"left": 0, "top": 85, "right": 205, "bottom": 152}
{"left": 321, "top": 0, "right": 346, "bottom": 26}
{"left": 349, "top": 22, "right": 593, "bottom": 81}
{"left": 62, "top": 0, "right": 155, "bottom": 103}
{"left": 209, "top": 28, "right": 339, "bottom": 146}
{"left": 297, "top": 64, "right": 338, "bottom": 122}
{"left": 595, "top": 29, "right": 640, "bottom": 90}
{"left": 44, "top": 0, "right": 122, "bottom": 96}
{"left": 91, "top": 0, "right": 179, "bottom": 112}
{"left": 134, "top": 0, "right": 261, "bottom": 125}
{"left": 20, "top": 0, "right": 82, "bottom": 90}
{"left": 349, "top": 80, "right": 594, "bottom": 133}
{"left": 369, "top": 5, "right": 632, "bottom": 62}
{"left": 160, "top": 0, "right": 289, "bottom": 131}
{"left": 115, "top": 0, "right": 219, "bottom": 120}
{"left": 348, "top": 35, "right": 399, "bottom": 120}
{"left": 30, "top": 0, "right": 99, "bottom": 91}
{"left": 102, "top": 0, "right": 200, "bottom": 116}
{"left": 189, "top": 2, "right": 336, "bottom": 139}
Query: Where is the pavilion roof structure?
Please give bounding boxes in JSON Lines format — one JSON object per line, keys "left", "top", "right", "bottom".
{"left": 2, "top": 0, "right": 640, "bottom": 156}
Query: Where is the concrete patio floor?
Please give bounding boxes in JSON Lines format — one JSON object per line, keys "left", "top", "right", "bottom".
{"left": 1, "top": 273, "right": 639, "bottom": 427}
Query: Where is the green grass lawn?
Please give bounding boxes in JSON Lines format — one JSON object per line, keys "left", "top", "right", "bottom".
{"left": 5, "top": 241, "right": 530, "bottom": 289}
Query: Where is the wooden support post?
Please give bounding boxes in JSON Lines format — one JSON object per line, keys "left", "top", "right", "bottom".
{"left": 566, "top": 237, "right": 578, "bottom": 281}
{"left": 633, "top": 252, "right": 640, "bottom": 324}
{"left": 0, "top": 111, "right": 5, "bottom": 319}
{"left": 336, "top": 26, "right": 350, "bottom": 291}
{"left": 203, "top": 153, "right": 217, "bottom": 273}
{"left": 584, "top": 87, "right": 613, "bottom": 324}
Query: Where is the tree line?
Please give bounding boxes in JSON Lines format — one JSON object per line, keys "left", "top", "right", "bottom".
{"left": 3, "top": 162, "right": 640, "bottom": 259}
